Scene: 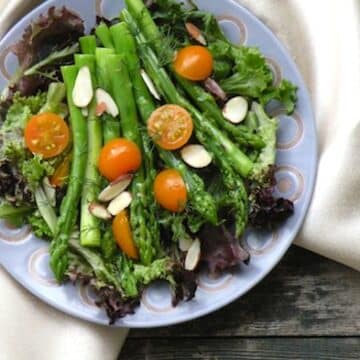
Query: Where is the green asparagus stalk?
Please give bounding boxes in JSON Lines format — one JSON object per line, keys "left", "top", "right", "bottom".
{"left": 110, "top": 22, "right": 218, "bottom": 226}
{"left": 122, "top": 9, "right": 254, "bottom": 179}
{"left": 50, "top": 65, "right": 88, "bottom": 282}
{"left": 174, "top": 75, "right": 265, "bottom": 149}
{"left": 101, "top": 53, "right": 155, "bottom": 265}
{"left": 79, "top": 35, "right": 97, "bottom": 55}
{"left": 74, "top": 54, "right": 103, "bottom": 247}
{"left": 123, "top": 0, "right": 263, "bottom": 148}
{"left": 110, "top": 22, "right": 162, "bottom": 254}
{"left": 95, "top": 48, "right": 121, "bottom": 142}
{"left": 95, "top": 23, "right": 115, "bottom": 50}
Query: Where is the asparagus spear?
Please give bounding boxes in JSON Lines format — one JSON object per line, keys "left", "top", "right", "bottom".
{"left": 101, "top": 53, "right": 155, "bottom": 265}
{"left": 174, "top": 75, "right": 265, "bottom": 149}
{"left": 110, "top": 22, "right": 218, "bottom": 226}
{"left": 95, "top": 23, "right": 115, "bottom": 50}
{"left": 50, "top": 65, "right": 88, "bottom": 282}
{"left": 122, "top": 0, "right": 260, "bottom": 150}
{"left": 79, "top": 35, "right": 97, "bottom": 55}
{"left": 95, "top": 48, "right": 121, "bottom": 143}
{"left": 74, "top": 54, "right": 103, "bottom": 247}
{"left": 122, "top": 9, "right": 254, "bottom": 179}
{"left": 110, "top": 22, "right": 162, "bottom": 254}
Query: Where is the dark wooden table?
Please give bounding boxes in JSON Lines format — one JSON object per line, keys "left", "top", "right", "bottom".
{"left": 120, "top": 245, "right": 360, "bottom": 359}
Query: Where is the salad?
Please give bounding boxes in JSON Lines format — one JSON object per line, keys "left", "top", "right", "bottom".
{"left": 0, "top": 0, "right": 296, "bottom": 324}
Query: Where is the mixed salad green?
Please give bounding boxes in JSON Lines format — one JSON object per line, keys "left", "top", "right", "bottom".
{"left": 0, "top": 0, "right": 296, "bottom": 323}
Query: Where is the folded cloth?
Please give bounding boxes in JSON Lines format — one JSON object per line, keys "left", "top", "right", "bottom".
{"left": 0, "top": 1, "right": 128, "bottom": 360}
{"left": 237, "top": 0, "right": 360, "bottom": 271}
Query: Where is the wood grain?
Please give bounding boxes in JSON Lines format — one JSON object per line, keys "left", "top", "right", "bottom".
{"left": 130, "top": 246, "right": 360, "bottom": 337}
{"left": 121, "top": 337, "right": 360, "bottom": 359}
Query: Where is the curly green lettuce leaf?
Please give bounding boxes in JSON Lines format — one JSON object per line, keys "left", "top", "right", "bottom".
{"left": 260, "top": 79, "right": 298, "bottom": 115}
{"left": 27, "top": 211, "right": 52, "bottom": 239}
{"left": 21, "top": 155, "right": 54, "bottom": 189}
{"left": 1, "top": 92, "right": 46, "bottom": 132}
{"left": 220, "top": 46, "right": 273, "bottom": 98}
{"left": 133, "top": 257, "right": 174, "bottom": 286}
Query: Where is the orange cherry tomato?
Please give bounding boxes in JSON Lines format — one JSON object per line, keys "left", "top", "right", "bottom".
{"left": 112, "top": 210, "right": 139, "bottom": 260}
{"left": 98, "top": 138, "right": 142, "bottom": 181}
{"left": 24, "top": 112, "right": 70, "bottom": 159}
{"left": 173, "top": 45, "right": 213, "bottom": 81}
{"left": 154, "top": 169, "right": 187, "bottom": 212}
{"left": 147, "top": 105, "right": 193, "bottom": 150}
{"left": 50, "top": 153, "right": 72, "bottom": 187}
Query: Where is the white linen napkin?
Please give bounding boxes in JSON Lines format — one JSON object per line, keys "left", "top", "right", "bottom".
{"left": 0, "top": 2, "right": 128, "bottom": 360}
{"left": 1, "top": 0, "right": 360, "bottom": 358}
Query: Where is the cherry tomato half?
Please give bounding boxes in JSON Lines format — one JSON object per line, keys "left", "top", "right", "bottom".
{"left": 98, "top": 138, "right": 142, "bottom": 182}
{"left": 174, "top": 45, "right": 213, "bottom": 81}
{"left": 24, "top": 112, "right": 70, "bottom": 159}
{"left": 112, "top": 210, "right": 139, "bottom": 260}
{"left": 147, "top": 105, "right": 193, "bottom": 150}
{"left": 50, "top": 153, "right": 72, "bottom": 187}
{"left": 154, "top": 169, "right": 187, "bottom": 212}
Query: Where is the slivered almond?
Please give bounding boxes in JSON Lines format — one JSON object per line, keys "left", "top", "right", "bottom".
{"left": 95, "top": 88, "right": 119, "bottom": 117}
{"left": 180, "top": 144, "right": 212, "bottom": 168}
{"left": 107, "top": 191, "right": 132, "bottom": 216}
{"left": 185, "top": 238, "right": 201, "bottom": 271}
{"left": 223, "top": 96, "right": 248, "bottom": 124}
{"left": 179, "top": 237, "right": 193, "bottom": 252}
{"left": 185, "top": 22, "right": 207, "bottom": 46}
{"left": 95, "top": 101, "right": 107, "bottom": 116}
{"left": 140, "top": 69, "right": 161, "bottom": 100}
{"left": 72, "top": 66, "right": 93, "bottom": 108}
{"left": 98, "top": 174, "right": 133, "bottom": 202}
{"left": 89, "top": 202, "right": 112, "bottom": 220}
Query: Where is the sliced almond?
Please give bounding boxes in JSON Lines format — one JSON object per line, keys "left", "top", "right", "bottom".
{"left": 185, "top": 22, "right": 207, "bottom": 46}
{"left": 95, "top": 101, "right": 107, "bottom": 116}
{"left": 107, "top": 191, "right": 132, "bottom": 216}
{"left": 223, "top": 96, "right": 248, "bottom": 124}
{"left": 179, "top": 237, "right": 193, "bottom": 252}
{"left": 140, "top": 69, "right": 161, "bottom": 100}
{"left": 180, "top": 144, "right": 212, "bottom": 168}
{"left": 89, "top": 202, "right": 112, "bottom": 220}
{"left": 185, "top": 238, "right": 201, "bottom": 271}
{"left": 42, "top": 177, "right": 56, "bottom": 207}
{"left": 72, "top": 66, "right": 94, "bottom": 108}
{"left": 95, "top": 88, "right": 119, "bottom": 117}
{"left": 98, "top": 174, "right": 133, "bottom": 202}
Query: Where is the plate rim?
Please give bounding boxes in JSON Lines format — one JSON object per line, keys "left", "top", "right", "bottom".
{"left": 0, "top": 0, "right": 318, "bottom": 328}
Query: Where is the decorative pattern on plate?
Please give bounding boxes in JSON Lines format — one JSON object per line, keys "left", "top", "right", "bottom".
{"left": 217, "top": 15, "right": 247, "bottom": 45}
{"left": 0, "top": 46, "right": 12, "bottom": 80}
{"left": 198, "top": 272, "right": 233, "bottom": 292}
{"left": 266, "top": 57, "right": 282, "bottom": 87}
{"left": 96, "top": 0, "right": 103, "bottom": 17}
{"left": 272, "top": 110, "right": 304, "bottom": 150}
{"left": 243, "top": 229, "right": 279, "bottom": 255}
{"left": 79, "top": 284, "right": 98, "bottom": 308}
{"left": 0, "top": 222, "right": 31, "bottom": 244}
{"left": 141, "top": 281, "right": 174, "bottom": 313}
{"left": 28, "top": 247, "right": 58, "bottom": 287}
{"left": 275, "top": 165, "right": 305, "bottom": 202}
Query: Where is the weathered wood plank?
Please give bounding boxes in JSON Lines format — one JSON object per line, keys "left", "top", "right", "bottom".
{"left": 130, "top": 246, "right": 360, "bottom": 337}
{"left": 120, "top": 337, "right": 360, "bottom": 360}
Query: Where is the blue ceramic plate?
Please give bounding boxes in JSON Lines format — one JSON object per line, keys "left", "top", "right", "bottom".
{"left": 0, "top": 0, "right": 317, "bottom": 328}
